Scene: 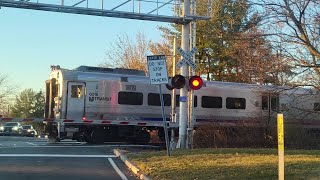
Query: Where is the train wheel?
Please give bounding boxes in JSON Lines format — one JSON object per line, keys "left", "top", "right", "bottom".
{"left": 84, "top": 136, "right": 93, "bottom": 144}
{"left": 136, "top": 130, "right": 150, "bottom": 144}
{"left": 91, "top": 128, "right": 105, "bottom": 144}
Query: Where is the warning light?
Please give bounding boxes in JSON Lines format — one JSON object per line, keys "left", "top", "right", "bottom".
{"left": 189, "top": 76, "right": 203, "bottom": 90}
{"left": 166, "top": 75, "right": 186, "bottom": 90}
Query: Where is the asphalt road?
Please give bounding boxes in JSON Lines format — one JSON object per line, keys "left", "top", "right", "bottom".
{"left": 0, "top": 136, "right": 138, "bottom": 180}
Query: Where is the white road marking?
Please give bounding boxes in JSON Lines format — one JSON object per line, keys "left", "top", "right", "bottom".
{"left": 0, "top": 154, "right": 116, "bottom": 158}
{"left": 26, "top": 142, "right": 37, "bottom": 146}
{"left": 108, "top": 158, "right": 128, "bottom": 180}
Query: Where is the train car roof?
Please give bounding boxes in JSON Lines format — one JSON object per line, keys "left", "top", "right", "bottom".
{"left": 51, "top": 65, "right": 149, "bottom": 83}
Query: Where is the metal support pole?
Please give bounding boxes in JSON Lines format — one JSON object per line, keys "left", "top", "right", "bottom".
{"left": 187, "top": 0, "right": 197, "bottom": 149}
{"left": 177, "top": 0, "right": 190, "bottom": 149}
{"left": 172, "top": 36, "right": 177, "bottom": 116}
{"left": 170, "top": 36, "right": 177, "bottom": 150}
{"left": 57, "top": 121, "right": 61, "bottom": 139}
{"left": 7, "top": 105, "right": 10, "bottom": 117}
{"left": 160, "top": 85, "right": 170, "bottom": 156}
{"left": 101, "top": 0, "right": 104, "bottom": 10}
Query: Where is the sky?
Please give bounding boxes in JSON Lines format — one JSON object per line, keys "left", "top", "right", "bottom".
{"left": 0, "top": 4, "right": 169, "bottom": 92}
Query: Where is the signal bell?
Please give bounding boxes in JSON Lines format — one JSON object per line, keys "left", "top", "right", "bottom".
{"left": 189, "top": 76, "right": 203, "bottom": 90}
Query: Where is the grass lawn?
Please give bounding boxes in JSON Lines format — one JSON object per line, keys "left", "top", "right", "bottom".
{"left": 127, "top": 148, "right": 320, "bottom": 180}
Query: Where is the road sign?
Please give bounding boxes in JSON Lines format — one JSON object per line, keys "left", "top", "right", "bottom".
{"left": 179, "top": 96, "right": 187, "bottom": 102}
{"left": 176, "top": 47, "right": 198, "bottom": 70}
{"left": 147, "top": 55, "right": 169, "bottom": 85}
{"left": 147, "top": 55, "right": 170, "bottom": 156}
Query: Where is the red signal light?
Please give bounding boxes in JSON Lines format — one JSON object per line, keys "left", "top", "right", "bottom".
{"left": 189, "top": 76, "right": 203, "bottom": 90}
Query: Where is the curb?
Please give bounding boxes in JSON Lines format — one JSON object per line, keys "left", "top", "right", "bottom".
{"left": 114, "top": 149, "right": 152, "bottom": 180}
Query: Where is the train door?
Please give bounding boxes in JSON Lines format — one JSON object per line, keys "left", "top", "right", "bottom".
{"left": 45, "top": 78, "right": 58, "bottom": 119}
{"left": 270, "top": 94, "right": 279, "bottom": 121}
{"left": 261, "top": 95, "right": 270, "bottom": 124}
{"left": 261, "top": 94, "right": 279, "bottom": 125}
{"left": 66, "top": 82, "right": 86, "bottom": 119}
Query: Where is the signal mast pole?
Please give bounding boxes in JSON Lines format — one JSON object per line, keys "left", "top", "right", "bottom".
{"left": 177, "top": 0, "right": 190, "bottom": 149}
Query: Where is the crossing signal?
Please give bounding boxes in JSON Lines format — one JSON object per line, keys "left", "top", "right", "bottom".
{"left": 171, "top": 75, "right": 186, "bottom": 89}
{"left": 166, "top": 75, "right": 203, "bottom": 90}
{"left": 166, "top": 75, "right": 186, "bottom": 90}
{"left": 189, "top": 76, "right": 203, "bottom": 90}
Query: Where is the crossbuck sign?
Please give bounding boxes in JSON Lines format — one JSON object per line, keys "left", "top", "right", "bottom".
{"left": 176, "top": 47, "right": 198, "bottom": 70}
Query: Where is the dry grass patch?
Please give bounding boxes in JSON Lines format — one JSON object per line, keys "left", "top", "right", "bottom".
{"left": 127, "top": 148, "right": 320, "bottom": 180}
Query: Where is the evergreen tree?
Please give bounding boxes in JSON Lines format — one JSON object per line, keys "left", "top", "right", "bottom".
{"left": 10, "top": 89, "right": 45, "bottom": 118}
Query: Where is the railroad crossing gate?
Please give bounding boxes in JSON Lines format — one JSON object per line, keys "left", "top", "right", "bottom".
{"left": 176, "top": 47, "right": 198, "bottom": 70}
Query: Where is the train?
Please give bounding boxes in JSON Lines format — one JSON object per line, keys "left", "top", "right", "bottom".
{"left": 44, "top": 65, "right": 320, "bottom": 144}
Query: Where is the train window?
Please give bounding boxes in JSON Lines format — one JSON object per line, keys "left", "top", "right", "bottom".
{"left": 201, "top": 96, "right": 222, "bottom": 108}
{"left": 118, "top": 92, "right": 143, "bottom": 105}
{"left": 314, "top": 103, "right": 320, "bottom": 111}
{"left": 175, "top": 95, "right": 197, "bottom": 107}
{"left": 71, "top": 85, "right": 82, "bottom": 99}
{"left": 262, "top": 96, "right": 268, "bottom": 110}
{"left": 226, "top": 98, "right": 246, "bottom": 109}
{"left": 271, "top": 96, "right": 279, "bottom": 111}
{"left": 148, "top": 93, "right": 171, "bottom": 106}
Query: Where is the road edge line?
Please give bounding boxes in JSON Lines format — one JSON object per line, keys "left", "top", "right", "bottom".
{"left": 108, "top": 158, "right": 129, "bottom": 180}
{"left": 113, "top": 149, "right": 152, "bottom": 180}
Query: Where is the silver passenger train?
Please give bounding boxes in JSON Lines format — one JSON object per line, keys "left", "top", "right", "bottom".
{"left": 44, "top": 65, "right": 320, "bottom": 143}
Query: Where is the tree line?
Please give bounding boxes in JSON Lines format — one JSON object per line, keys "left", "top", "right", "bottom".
{"left": 103, "top": 0, "right": 320, "bottom": 88}
{"left": 0, "top": 86, "right": 44, "bottom": 119}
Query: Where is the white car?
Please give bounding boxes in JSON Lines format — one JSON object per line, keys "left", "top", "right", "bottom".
{"left": 22, "top": 125, "right": 38, "bottom": 137}
{"left": 0, "top": 122, "right": 23, "bottom": 136}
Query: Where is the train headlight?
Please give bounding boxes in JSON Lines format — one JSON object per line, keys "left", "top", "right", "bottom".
{"left": 27, "top": 129, "right": 32, "bottom": 132}
{"left": 12, "top": 126, "right": 18, "bottom": 131}
{"left": 0, "top": 126, "right": 4, "bottom": 131}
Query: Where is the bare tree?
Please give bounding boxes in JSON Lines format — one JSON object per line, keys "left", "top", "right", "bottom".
{"left": 102, "top": 32, "right": 151, "bottom": 73}
{"left": 230, "top": 28, "right": 296, "bottom": 85}
{"left": 149, "top": 38, "right": 178, "bottom": 75}
{"left": 0, "top": 75, "right": 17, "bottom": 117}
{"left": 102, "top": 32, "right": 177, "bottom": 76}
{"left": 254, "top": 0, "right": 320, "bottom": 86}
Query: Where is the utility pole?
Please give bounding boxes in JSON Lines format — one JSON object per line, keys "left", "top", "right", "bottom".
{"left": 187, "top": 0, "right": 197, "bottom": 149}
{"left": 177, "top": 0, "right": 190, "bottom": 149}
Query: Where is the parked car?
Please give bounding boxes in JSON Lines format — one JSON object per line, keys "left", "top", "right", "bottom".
{"left": 0, "top": 122, "right": 23, "bottom": 136}
{"left": 21, "top": 125, "right": 38, "bottom": 137}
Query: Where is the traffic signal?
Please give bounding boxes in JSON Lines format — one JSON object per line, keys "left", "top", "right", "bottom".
{"left": 189, "top": 76, "right": 203, "bottom": 90}
{"left": 166, "top": 75, "right": 203, "bottom": 91}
